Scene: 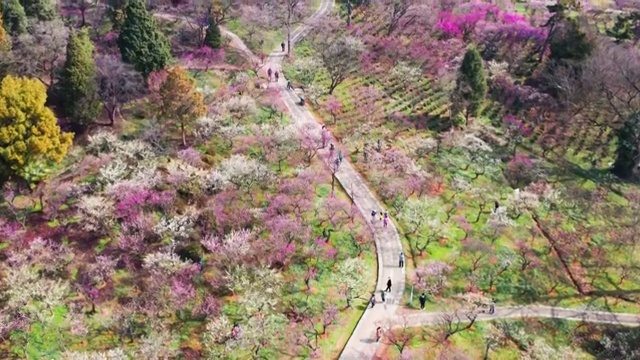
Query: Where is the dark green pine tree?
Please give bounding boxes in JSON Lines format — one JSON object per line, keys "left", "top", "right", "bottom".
{"left": 2, "top": 0, "right": 28, "bottom": 35}
{"left": 612, "top": 113, "right": 640, "bottom": 179}
{"left": 204, "top": 16, "right": 222, "bottom": 49}
{"left": 117, "top": 0, "right": 171, "bottom": 79}
{"left": 58, "top": 28, "right": 103, "bottom": 128}
{"left": 19, "top": 0, "right": 56, "bottom": 21}
{"left": 451, "top": 47, "right": 487, "bottom": 123}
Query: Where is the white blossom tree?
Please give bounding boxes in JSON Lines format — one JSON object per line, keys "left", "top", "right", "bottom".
{"left": 219, "top": 155, "right": 274, "bottom": 196}
{"left": 400, "top": 197, "right": 442, "bottom": 256}
{"left": 333, "top": 258, "right": 368, "bottom": 309}
{"left": 143, "top": 244, "right": 194, "bottom": 276}
{"left": 201, "top": 229, "right": 253, "bottom": 258}
{"left": 202, "top": 314, "right": 240, "bottom": 358}
{"left": 289, "top": 56, "right": 322, "bottom": 87}
{"left": 153, "top": 214, "right": 194, "bottom": 240}
{"left": 60, "top": 348, "right": 129, "bottom": 360}
{"left": 226, "top": 265, "right": 283, "bottom": 316}
{"left": 76, "top": 195, "right": 116, "bottom": 235}
{"left": 319, "top": 36, "right": 365, "bottom": 94}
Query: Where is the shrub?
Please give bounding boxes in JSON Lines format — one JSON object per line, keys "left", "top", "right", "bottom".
{"left": 504, "top": 153, "right": 537, "bottom": 188}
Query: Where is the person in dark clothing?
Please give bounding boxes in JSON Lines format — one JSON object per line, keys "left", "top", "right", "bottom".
{"left": 385, "top": 277, "right": 392, "bottom": 292}
{"left": 399, "top": 252, "right": 404, "bottom": 268}
{"left": 380, "top": 289, "right": 386, "bottom": 303}
{"left": 371, "top": 210, "right": 377, "bottom": 222}
{"left": 281, "top": 42, "right": 286, "bottom": 52}
{"left": 494, "top": 200, "right": 500, "bottom": 211}
{"left": 287, "top": 80, "right": 292, "bottom": 90}
{"left": 376, "top": 326, "right": 382, "bottom": 342}
{"left": 369, "top": 294, "right": 376, "bottom": 308}
{"left": 419, "top": 293, "right": 427, "bottom": 310}
{"left": 267, "top": 68, "right": 272, "bottom": 81}
{"left": 274, "top": 71, "right": 279, "bottom": 82}
{"left": 489, "top": 304, "right": 495, "bottom": 314}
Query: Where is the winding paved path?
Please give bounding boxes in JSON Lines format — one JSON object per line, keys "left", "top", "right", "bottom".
{"left": 262, "top": 1, "right": 405, "bottom": 358}
{"left": 158, "top": 4, "right": 640, "bottom": 359}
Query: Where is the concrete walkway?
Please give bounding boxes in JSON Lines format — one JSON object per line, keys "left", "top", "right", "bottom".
{"left": 261, "top": 1, "right": 407, "bottom": 359}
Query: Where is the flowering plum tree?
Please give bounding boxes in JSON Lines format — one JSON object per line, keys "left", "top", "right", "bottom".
{"left": 324, "top": 95, "right": 343, "bottom": 124}
{"left": 412, "top": 260, "right": 452, "bottom": 296}
{"left": 333, "top": 257, "right": 368, "bottom": 309}
{"left": 319, "top": 36, "right": 365, "bottom": 94}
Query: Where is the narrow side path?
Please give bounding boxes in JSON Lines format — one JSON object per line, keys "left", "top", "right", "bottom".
{"left": 395, "top": 305, "right": 640, "bottom": 328}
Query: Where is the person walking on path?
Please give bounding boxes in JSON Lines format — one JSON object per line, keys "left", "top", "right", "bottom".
{"left": 376, "top": 326, "right": 382, "bottom": 342}
{"left": 380, "top": 289, "right": 386, "bottom": 303}
{"left": 275, "top": 71, "right": 280, "bottom": 82}
{"left": 385, "top": 277, "right": 392, "bottom": 292}
{"left": 371, "top": 210, "right": 377, "bottom": 222}
{"left": 321, "top": 126, "right": 328, "bottom": 148}
{"left": 379, "top": 212, "right": 383, "bottom": 222}
{"left": 287, "top": 80, "right": 292, "bottom": 90}
{"left": 329, "top": 143, "right": 335, "bottom": 159}
{"left": 267, "top": 68, "right": 272, "bottom": 81}
{"left": 419, "top": 293, "right": 427, "bottom": 310}
{"left": 369, "top": 294, "right": 376, "bottom": 308}
{"left": 281, "top": 42, "right": 286, "bottom": 52}
{"left": 337, "top": 150, "right": 343, "bottom": 164}
{"left": 399, "top": 252, "right": 404, "bottom": 268}
{"left": 383, "top": 212, "right": 389, "bottom": 228}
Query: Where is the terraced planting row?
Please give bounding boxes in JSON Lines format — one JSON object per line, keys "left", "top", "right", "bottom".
{"left": 321, "top": 70, "right": 451, "bottom": 129}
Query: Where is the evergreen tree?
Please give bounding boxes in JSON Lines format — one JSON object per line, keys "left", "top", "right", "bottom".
{"left": 0, "top": 75, "right": 73, "bottom": 184}
{"left": 549, "top": 19, "right": 593, "bottom": 63}
{"left": 2, "top": 0, "right": 27, "bottom": 35}
{"left": 58, "top": 28, "right": 102, "bottom": 128}
{"left": 612, "top": 113, "right": 640, "bottom": 179}
{"left": 204, "top": 17, "right": 222, "bottom": 49}
{"left": 0, "top": 4, "right": 10, "bottom": 51}
{"left": 117, "top": 0, "right": 171, "bottom": 78}
{"left": 19, "top": 0, "right": 56, "bottom": 21}
{"left": 451, "top": 47, "right": 487, "bottom": 125}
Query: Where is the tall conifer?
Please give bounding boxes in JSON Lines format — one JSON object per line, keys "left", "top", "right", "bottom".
{"left": 117, "top": 0, "right": 171, "bottom": 78}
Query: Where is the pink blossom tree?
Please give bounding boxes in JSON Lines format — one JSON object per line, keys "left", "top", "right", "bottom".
{"left": 324, "top": 95, "right": 343, "bottom": 124}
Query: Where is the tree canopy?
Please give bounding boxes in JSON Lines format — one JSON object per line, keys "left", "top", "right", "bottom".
{"left": 0, "top": 76, "right": 73, "bottom": 184}
{"left": 19, "top": 0, "right": 57, "bottom": 21}
{"left": 2, "top": 0, "right": 27, "bottom": 35}
{"left": 117, "top": 0, "right": 171, "bottom": 78}
{"left": 451, "top": 47, "right": 487, "bottom": 124}
{"left": 58, "top": 28, "right": 102, "bottom": 128}
{"left": 204, "top": 17, "right": 222, "bottom": 49}
{"left": 0, "top": 4, "right": 10, "bottom": 51}
{"left": 159, "top": 67, "right": 207, "bottom": 146}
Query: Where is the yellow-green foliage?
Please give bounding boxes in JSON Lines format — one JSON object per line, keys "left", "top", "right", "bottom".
{"left": 0, "top": 76, "right": 74, "bottom": 180}
{"left": 159, "top": 66, "right": 206, "bottom": 146}
{"left": 0, "top": 4, "right": 10, "bottom": 51}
